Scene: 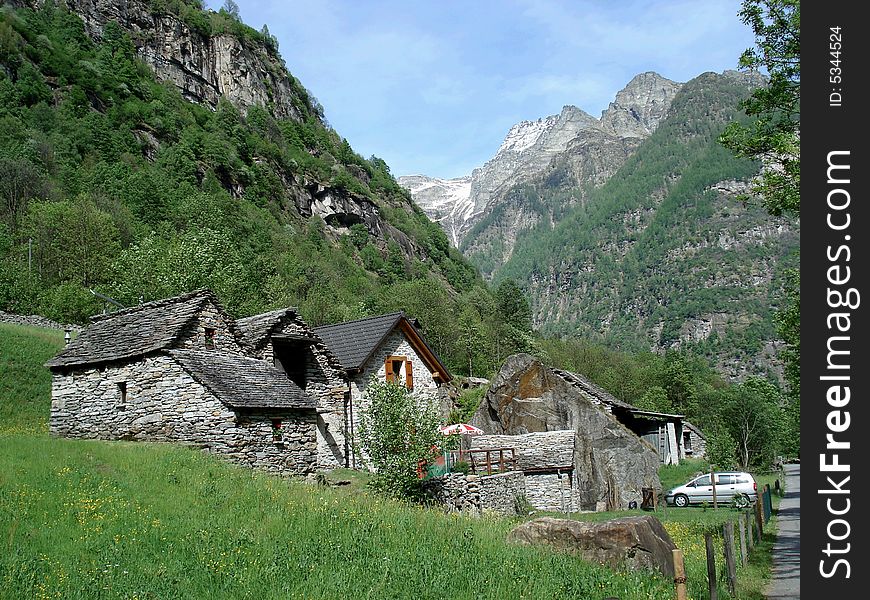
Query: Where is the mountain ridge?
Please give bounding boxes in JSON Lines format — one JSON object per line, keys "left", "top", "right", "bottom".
{"left": 399, "top": 71, "right": 683, "bottom": 250}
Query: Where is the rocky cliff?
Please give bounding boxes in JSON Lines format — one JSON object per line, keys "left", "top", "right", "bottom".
{"left": 47, "top": 0, "right": 311, "bottom": 121}
{"left": 496, "top": 71, "right": 796, "bottom": 381}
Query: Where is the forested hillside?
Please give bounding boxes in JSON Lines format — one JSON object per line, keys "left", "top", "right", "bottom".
{"left": 492, "top": 72, "right": 799, "bottom": 379}
{"left": 0, "top": 0, "right": 535, "bottom": 375}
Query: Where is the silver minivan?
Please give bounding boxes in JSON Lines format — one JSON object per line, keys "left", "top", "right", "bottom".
{"left": 665, "top": 471, "right": 758, "bottom": 507}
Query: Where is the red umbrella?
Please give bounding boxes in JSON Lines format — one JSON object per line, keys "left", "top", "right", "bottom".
{"left": 439, "top": 423, "right": 484, "bottom": 436}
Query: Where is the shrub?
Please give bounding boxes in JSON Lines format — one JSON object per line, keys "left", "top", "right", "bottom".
{"left": 357, "top": 380, "right": 441, "bottom": 502}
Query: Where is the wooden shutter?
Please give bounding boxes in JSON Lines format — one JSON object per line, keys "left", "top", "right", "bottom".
{"left": 384, "top": 357, "right": 395, "bottom": 382}
{"left": 405, "top": 360, "right": 413, "bottom": 390}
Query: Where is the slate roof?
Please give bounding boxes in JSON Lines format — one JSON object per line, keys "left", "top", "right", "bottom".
{"left": 236, "top": 308, "right": 298, "bottom": 351}
{"left": 553, "top": 369, "right": 683, "bottom": 419}
{"left": 470, "top": 430, "right": 576, "bottom": 471}
{"left": 171, "top": 350, "right": 314, "bottom": 409}
{"left": 313, "top": 312, "right": 406, "bottom": 372}
{"left": 46, "top": 289, "right": 235, "bottom": 370}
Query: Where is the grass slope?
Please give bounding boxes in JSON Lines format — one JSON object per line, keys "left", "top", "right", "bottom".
{"left": 1, "top": 323, "right": 672, "bottom": 599}
{"left": 1, "top": 323, "right": 780, "bottom": 599}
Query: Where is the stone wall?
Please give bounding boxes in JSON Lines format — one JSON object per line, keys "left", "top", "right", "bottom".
{"left": 176, "top": 301, "right": 244, "bottom": 354}
{"left": 0, "top": 310, "right": 83, "bottom": 332}
{"left": 524, "top": 472, "right": 578, "bottom": 512}
{"left": 424, "top": 471, "right": 527, "bottom": 516}
{"left": 424, "top": 473, "right": 481, "bottom": 515}
{"left": 684, "top": 426, "right": 707, "bottom": 459}
{"left": 49, "top": 354, "right": 316, "bottom": 475}
{"left": 479, "top": 471, "right": 526, "bottom": 515}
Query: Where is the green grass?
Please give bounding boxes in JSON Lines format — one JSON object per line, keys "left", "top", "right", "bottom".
{"left": 0, "top": 323, "right": 65, "bottom": 436}
{"left": 0, "top": 322, "right": 781, "bottom": 599}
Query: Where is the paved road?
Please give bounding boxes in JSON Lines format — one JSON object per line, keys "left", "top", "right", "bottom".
{"left": 765, "top": 463, "right": 800, "bottom": 599}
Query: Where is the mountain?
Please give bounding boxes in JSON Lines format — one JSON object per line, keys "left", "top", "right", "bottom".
{"left": 0, "top": 0, "right": 505, "bottom": 376}
{"left": 399, "top": 72, "right": 682, "bottom": 257}
{"left": 496, "top": 71, "right": 797, "bottom": 380}
{"left": 396, "top": 174, "right": 472, "bottom": 247}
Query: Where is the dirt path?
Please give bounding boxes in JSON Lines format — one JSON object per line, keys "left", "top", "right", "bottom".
{"left": 765, "top": 463, "right": 800, "bottom": 599}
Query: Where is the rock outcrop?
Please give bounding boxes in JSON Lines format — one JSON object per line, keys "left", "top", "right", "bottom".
{"left": 471, "top": 354, "right": 662, "bottom": 510}
{"left": 508, "top": 515, "right": 677, "bottom": 578}
{"left": 50, "top": 0, "right": 309, "bottom": 120}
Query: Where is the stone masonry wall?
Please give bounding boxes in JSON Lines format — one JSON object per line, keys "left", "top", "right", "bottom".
{"left": 49, "top": 354, "right": 316, "bottom": 475}
{"left": 424, "top": 473, "right": 481, "bottom": 515}
{"left": 271, "top": 320, "right": 349, "bottom": 470}
{"left": 479, "top": 471, "right": 527, "bottom": 516}
{"left": 524, "top": 472, "right": 578, "bottom": 512}
{"left": 349, "top": 329, "right": 440, "bottom": 467}
{"left": 176, "top": 301, "right": 244, "bottom": 354}
{"left": 0, "top": 310, "right": 83, "bottom": 332}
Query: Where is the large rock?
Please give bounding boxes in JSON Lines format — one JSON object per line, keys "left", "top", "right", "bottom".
{"left": 508, "top": 515, "right": 677, "bottom": 578}
{"left": 471, "top": 354, "right": 661, "bottom": 510}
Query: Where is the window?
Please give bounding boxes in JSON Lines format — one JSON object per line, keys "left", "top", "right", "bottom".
{"left": 694, "top": 475, "right": 711, "bottom": 487}
{"left": 683, "top": 431, "right": 693, "bottom": 453}
{"left": 271, "top": 419, "right": 283, "bottom": 441}
{"left": 384, "top": 356, "right": 413, "bottom": 390}
{"left": 117, "top": 381, "right": 127, "bottom": 408}
{"left": 204, "top": 327, "right": 216, "bottom": 350}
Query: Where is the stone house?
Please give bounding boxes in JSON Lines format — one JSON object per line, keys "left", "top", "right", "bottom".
{"left": 554, "top": 368, "right": 685, "bottom": 465}
{"left": 313, "top": 312, "right": 451, "bottom": 468}
{"left": 46, "top": 290, "right": 453, "bottom": 476}
{"left": 46, "top": 290, "right": 318, "bottom": 475}
{"left": 234, "top": 307, "right": 349, "bottom": 469}
{"left": 470, "top": 430, "right": 579, "bottom": 512}
{"left": 681, "top": 420, "right": 707, "bottom": 459}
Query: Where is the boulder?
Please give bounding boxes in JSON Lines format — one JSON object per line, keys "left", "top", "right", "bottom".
{"left": 507, "top": 515, "right": 676, "bottom": 578}
{"left": 471, "top": 354, "right": 661, "bottom": 510}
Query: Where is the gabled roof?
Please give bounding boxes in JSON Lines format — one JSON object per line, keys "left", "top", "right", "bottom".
{"left": 46, "top": 289, "right": 238, "bottom": 370}
{"left": 553, "top": 369, "right": 683, "bottom": 420}
{"left": 470, "top": 430, "right": 576, "bottom": 471}
{"left": 171, "top": 350, "right": 313, "bottom": 410}
{"left": 314, "top": 312, "right": 450, "bottom": 382}
{"left": 236, "top": 307, "right": 299, "bottom": 351}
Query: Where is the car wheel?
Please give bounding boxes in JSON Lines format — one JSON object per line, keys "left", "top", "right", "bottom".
{"left": 674, "top": 494, "right": 689, "bottom": 508}
{"left": 732, "top": 494, "right": 750, "bottom": 509}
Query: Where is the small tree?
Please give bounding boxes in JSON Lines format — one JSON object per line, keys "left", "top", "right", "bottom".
{"left": 357, "top": 380, "right": 441, "bottom": 501}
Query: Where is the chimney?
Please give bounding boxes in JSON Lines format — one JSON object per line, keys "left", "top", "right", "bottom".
{"left": 64, "top": 329, "right": 71, "bottom": 345}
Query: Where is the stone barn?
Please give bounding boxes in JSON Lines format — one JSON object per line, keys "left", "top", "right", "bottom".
{"left": 553, "top": 369, "right": 684, "bottom": 465}
{"left": 314, "top": 312, "right": 451, "bottom": 468}
{"left": 471, "top": 354, "right": 664, "bottom": 511}
{"left": 46, "top": 290, "right": 318, "bottom": 475}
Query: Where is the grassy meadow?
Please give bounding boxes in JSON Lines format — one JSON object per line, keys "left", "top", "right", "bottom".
{"left": 0, "top": 322, "right": 779, "bottom": 599}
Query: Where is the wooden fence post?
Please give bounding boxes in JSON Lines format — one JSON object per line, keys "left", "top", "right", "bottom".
{"left": 723, "top": 522, "right": 737, "bottom": 594}
{"left": 747, "top": 514, "right": 755, "bottom": 550}
{"left": 673, "top": 548, "right": 688, "bottom": 600}
{"left": 705, "top": 533, "right": 718, "bottom": 600}
{"left": 755, "top": 498, "right": 764, "bottom": 541}
{"left": 738, "top": 513, "right": 748, "bottom": 566}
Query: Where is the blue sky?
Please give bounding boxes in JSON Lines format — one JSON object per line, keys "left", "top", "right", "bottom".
{"left": 213, "top": 1, "right": 756, "bottom": 179}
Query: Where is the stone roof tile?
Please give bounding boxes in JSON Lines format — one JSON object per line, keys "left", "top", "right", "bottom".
{"left": 171, "top": 350, "right": 313, "bottom": 409}
{"left": 46, "top": 289, "right": 225, "bottom": 370}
